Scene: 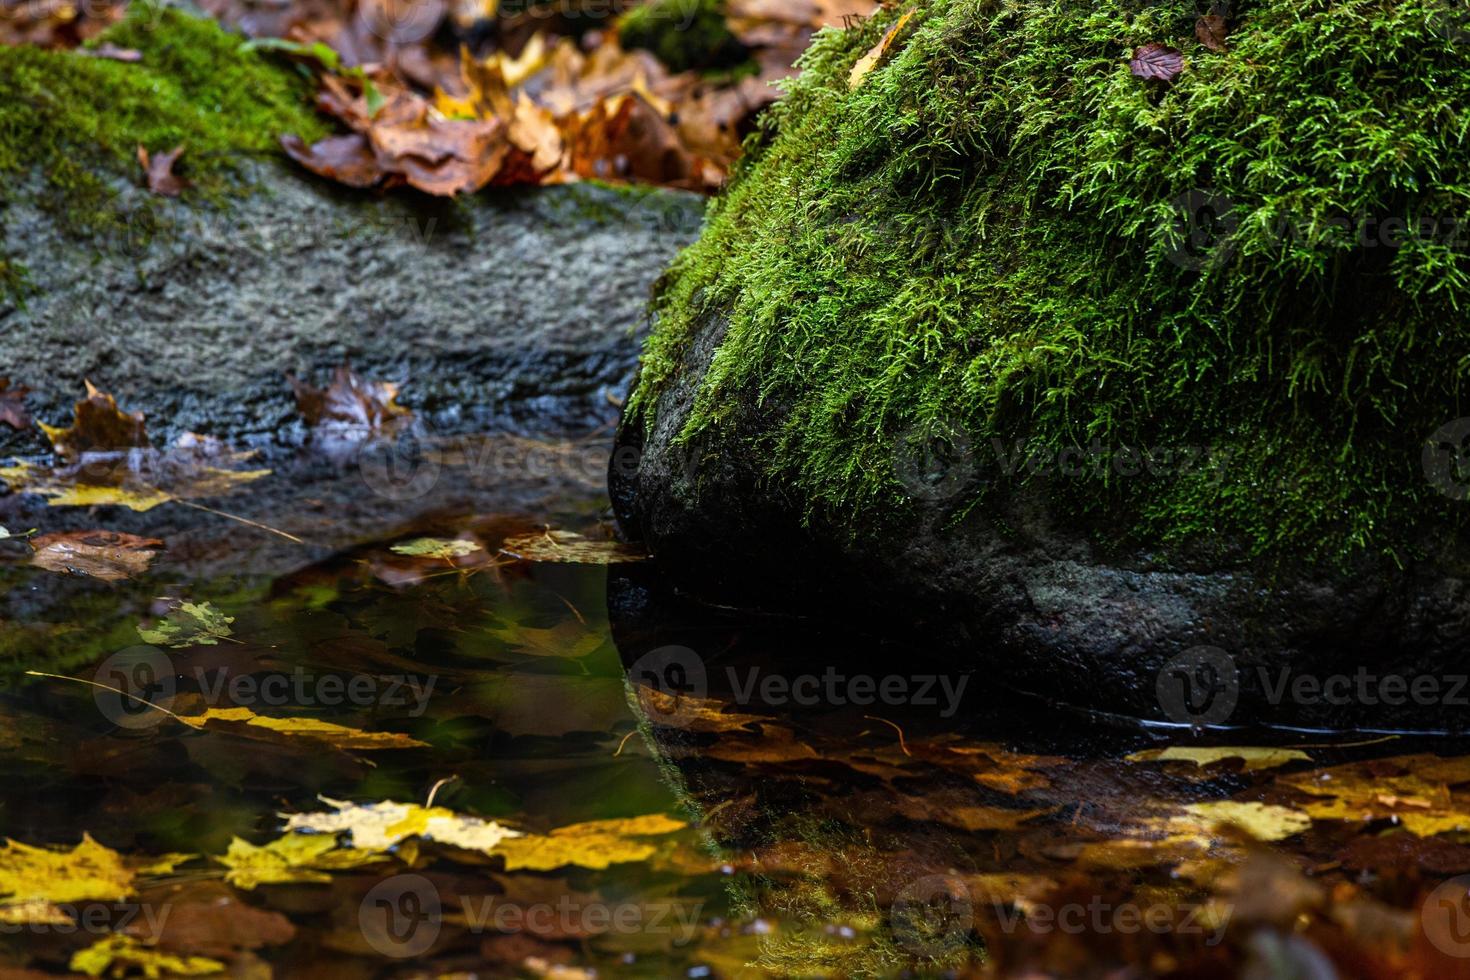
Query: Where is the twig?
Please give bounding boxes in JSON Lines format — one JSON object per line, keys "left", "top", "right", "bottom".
{"left": 864, "top": 714, "right": 911, "bottom": 756}
{"left": 175, "top": 500, "right": 305, "bottom": 544}
{"left": 24, "top": 670, "right": 188, "bottom": 723}
{"left": 425, "top": 775, "right": 459, "bottom": 808}
{"left": 613, "top": 730, "right": 638, "bottom": 756}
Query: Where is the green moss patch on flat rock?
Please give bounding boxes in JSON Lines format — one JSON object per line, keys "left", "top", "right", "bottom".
{"left": 629, "top": 0, "right": 1470, "bottom": 564}
{"left": 0, "top": 7, "right": 327, "bottom": 247}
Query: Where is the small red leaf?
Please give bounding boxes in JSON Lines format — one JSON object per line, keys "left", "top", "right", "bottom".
{"left": 138, "top": 144, "right": 187, "bottom": 197}
{"left": 1130, "top": 42, "right": 1184, "bottom": 82}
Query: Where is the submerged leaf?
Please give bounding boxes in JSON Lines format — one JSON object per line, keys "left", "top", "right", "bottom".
{"left": 138, "top": 601, "right": 234, "bottom": 647}
{"left": 391, "top": 538, "right": 484, "bottom": 559}
{"left": 179, "top": 707, "right": 429, "bottom": 751}
{"left": 499, "top": 529, "right": 647, "bottom": 564}
{"left": 1125, "top": 746, "right": 1311, "bottom": 772}
{"left": 218, "top": 833, "right": 385, "bottom": 889}
{"left": 71, "top": 935, "right": 224, "bottom": 978}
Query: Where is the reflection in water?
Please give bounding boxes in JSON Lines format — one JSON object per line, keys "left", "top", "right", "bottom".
{"left": 0, "top": 441, "right": 1465, "bottom": 977}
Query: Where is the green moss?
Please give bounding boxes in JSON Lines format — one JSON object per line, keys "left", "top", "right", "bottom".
{"left": 619, "top": 0, "right": 748, "bottom": 74}
{"left": 630, "top": 0, "right": 1470, "bottom": 564}
{"left": 0, "top": 7, "right": 328, "bottom": 244}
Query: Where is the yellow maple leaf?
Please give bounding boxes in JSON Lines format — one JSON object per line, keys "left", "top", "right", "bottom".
{"left": 0, "top": 834, "right": 135, "bottom": 910}
{"left": 495, "top": 814, "right": 686, "bottom": 871}
{"left": 71, "top": 934, "right": 224, "bottom": 978}
{"left": 218, "top": 833, "right": 384, "bottom": 890}
{"left": 1126, "top": 746, "right": 1312, "bottom": 772}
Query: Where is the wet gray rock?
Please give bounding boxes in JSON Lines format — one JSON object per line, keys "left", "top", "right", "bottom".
{"left": 1, "top": 161, "right": 704, "bottom": 455}
{"left": 612, "top": 311, "right": 1470, "bottom": 732}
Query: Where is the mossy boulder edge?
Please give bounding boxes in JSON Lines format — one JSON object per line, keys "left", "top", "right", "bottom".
{"left": 614, "top": 0, "right": 1470, "bottom": 726}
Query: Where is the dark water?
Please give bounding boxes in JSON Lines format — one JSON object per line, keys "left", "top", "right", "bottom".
{"left": 1, "top": 434, "right": 1468, "bottom": 979}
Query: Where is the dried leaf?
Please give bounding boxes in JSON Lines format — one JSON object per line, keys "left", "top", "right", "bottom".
{"left": 38, "top": 381, "right": 148, "bottom": 458}
{"left": 123, "top": 884, "right": 296, "bottom": 956}
{"left": 0, "top": 378, "right": 31, "bottom": 430}
{"left": 283, "top": 797, "right": 522, "bottom": 853}
{"left": 1129, "top": 42, "right": 1184, "bottom": 82}
{"left": 849, "top": 10, "right": 915, "bottom": 89}
{"left": 1195, "top": 14, "right": 1228, "bottom": 52}
{"left": 290, "top": 366, "right": 412, "bottom": 440}
{"left": 30, "top": 530, "right": 164, "bottom": 582}
{"left": 280, "top": 133, "right": 385, "bottom": 189}
{"left": 137, "top": 144, "right": 187, "bottom": 197}
{"left": 500, "top": 529, "right": 647, "bottom": 564}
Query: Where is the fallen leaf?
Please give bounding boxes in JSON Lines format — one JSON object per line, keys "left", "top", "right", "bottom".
{"left": 495, "top": 815, "right": 686, "bottom": 871}
{"left": 849, "top": 10, "right": 915, "bottom": 89}
{"left": 633, "top": 688, "right": 769, "bottom": 732}
{"left": 1195, "top": 14, "right": 1228, "bottom": 52}
{"left": 487, "top": 620, "right": 606, "bottom": 659}
{"left": 122, "top": 884, "right": 296, "bottom": 956}
{"left": 137, "top": 144, "right": 187, "bottom": 197}
{"left": 0, "top": 835, "right": 134, "bottom": 914}
{"left": 178, "top": 707, "right": 430, "bottom": 751}
{"left": 71, "top": 935, "right": 224, "bottom": 978}
{"left": 0, "top": 378, "right": 31, "bottom": 430}
{"left": 290, "top": 366, "right": 412, "bottom": 441}
{"left": 138, "top": 601, "right": 235, "bottom": 647}
{"left": 499, "top": 529, "right": 647, "bottom": 564}
{"left": 282, "top": 797, "right": 522, "bottom": 852}
{"left": 280, "top": 133, "right": 385, "bottom": 188}
{"left": 217, "top": 833, "right": 385, "bottom": 889}
{"left": 38, "top": 381, "right": 148, "bottom": 458}
{"left": 1125, "top": 746, "right": 1311, "bottom": 772}
{"left": 391, "top": 538, "right": 484, "bottom": 559}
{"left": 30, "top": 530, "right": 163, "bottom": 582}
{"left": 1129, "top": 42, "right": 1184, "bottom": 82}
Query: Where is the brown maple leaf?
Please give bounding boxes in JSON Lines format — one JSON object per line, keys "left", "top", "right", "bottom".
{"left": 0, "top": 379, "right": 31, "bottom": 430}
{"left": 280, "top": 133, "right": 385, "bottom": 189}
{"left": 1130, "top": 42, "right": 1184, "bottom": 82}
{"left": 137, "top": 144, "right": 187, "bottom": 197}
{"left": 290, "top": 366, "right": 412, "bottom": 440}
{"left": 39, "top": 381, "right": 149, "bottom": 458}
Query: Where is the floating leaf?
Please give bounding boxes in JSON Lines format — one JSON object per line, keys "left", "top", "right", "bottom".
{"left": 290, "top": 366, "right": 413, "bottom": 443}
{"left": 499, "top": 529, "right": 647, "bottom": 564}
{"left": 391, "top": 538, "right": 484, "bottom": 559}
{"left": 1125, "top": 746, "right": 1311, "bottom": 772}
{"left": 217, "top": 833, "right": 385, "bottom": 889}
{"left": 0, "top": 835, "right": 181, "bottom": 923}
{"left": 138, "top": 601, "right": 235, "bottom": 647}
{"left": 1129, "top": 42, "right": 1184, "bottom": 82}
{"left": 494, "top": 815, "right": 685, "bottom": 871}
{"left": 849, "top": 10, "right": 915, "bottom": 88}
{"left": 30, "top": 530, "right": 163, "bottom": 582}
{"left": 178, "top": 707, "right": 429, "bottom": 751}
{"left": 282, "top": 797, "right": 522, "bottom": 853}
{"left": 71, "top": 934, "right": 225, "bottom": 977}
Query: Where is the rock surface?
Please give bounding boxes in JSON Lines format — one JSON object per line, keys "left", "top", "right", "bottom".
{"left": 1, "top": 162, "right": 704, "bottom": 455}
{"left": 612, "top": 310, "right": 1470, "bottom": 732}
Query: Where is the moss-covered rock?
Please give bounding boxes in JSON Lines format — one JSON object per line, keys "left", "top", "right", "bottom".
{"left": 615, "top": 0, "right": 1470, "bottom": 720}
{"left": 618, "top": 0, "right": 748, "bottom": 74}
{"left": 0, "top": 7, "right": 327, "bottom": 248}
